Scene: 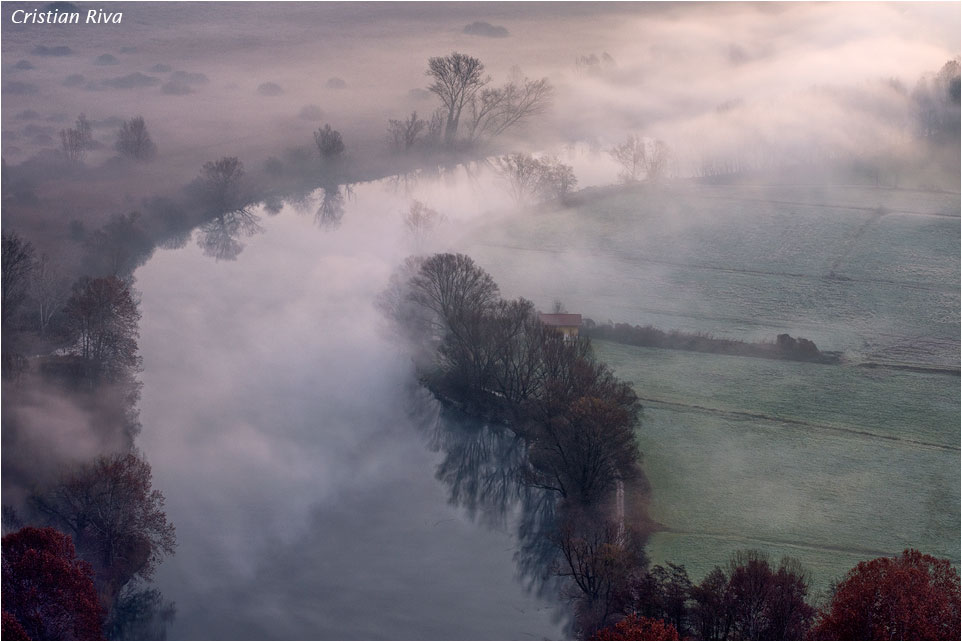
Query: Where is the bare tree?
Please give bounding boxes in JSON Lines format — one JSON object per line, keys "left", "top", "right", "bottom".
{"left": 408, "top": 253, "right": 502, "bottom": 393}
{"left": 426, "top": 52, "right": 488, "bottom": 146}
{"left": 537, "top": 156, "right": 578, "bottom": 203}
{"left": 644, "top": 139, "right": 672, "bottom": 182}
{"left": 60, "top": 113, "right": 93, "bottom": 163}
{"left": 409, "top": 252, "right": 500, "bottom": 336}
{"left": 609, "top": 135, "right": 646, "bottom": 183}
{"left": 487, "top": 298, "right": 545, "bottom": 406}
{"left": 196, "top": 157, "right": 252, "bottom": 216}
{"left": 425, "top": 108, "right": 445, "bottom": 146}
{"left": 553, "top": 514, "right": 644, "bottom": 636}
{"left": 526, "top": 393, "right": 641, "bottom": 504}
{"left": 494, "top": 154, "right": 576, "bottom": 205}
{"left": 62, "top": 276, "right": 142, "bottom": 381}
{"left": 115, "top": 117, "right": 156, "bottom": 161}
{"left": 1, "top": 231, "right": 35, "bottom": 327}
{"left": 387, "top": 112, "right": 426, "bottom": 152}
{"left": 402, "top": 200, "right": 445, "bottom": 250}
{"left": 466, "top": 76, "right": 552, "bottom": 142}
{"left": 314, "top": 185, "right": 346, "bottom": 229}
{"left": 494, "top": 153, "right": 546, "bottom": 205}
{"left": 314, "top": 124, "right": 345, "bottom": 160}
{"left": 194, "top": 158, "right": 262, "bottom": 259}
{"left": 30, "top": 253, "right": 70, "bottom": 335}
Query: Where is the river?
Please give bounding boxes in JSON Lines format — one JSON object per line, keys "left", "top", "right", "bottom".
{"left": 135, "top": 155, "right": 958, "bottom": 636}
{"left": 135, "top": 176, "right": 570, "bottom": 640}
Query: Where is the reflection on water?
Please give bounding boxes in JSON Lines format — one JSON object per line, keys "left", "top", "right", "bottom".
{"left": 197, "top": 207, "right": 264, "bottom": 261}
{"left": 136, "top": 184, "right": 570, "bottom": 639}
{"left": 418, "top": 396, "right": 565, "bottom": 604}
{"left": 314, "top": 184, "right": 349, "bottom": 229}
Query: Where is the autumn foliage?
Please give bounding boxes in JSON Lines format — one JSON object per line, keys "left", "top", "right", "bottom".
{"left": 2, "top": 527, "right": 103, "bottom": 640}
{"left": 31, "top": 452, "right": 176, "bottom": 607}
{"left": 595, "top": 614, "right": 680, "bottom": 641}
{"left": 811, "top": 549, "right": 961, "bottom": 640}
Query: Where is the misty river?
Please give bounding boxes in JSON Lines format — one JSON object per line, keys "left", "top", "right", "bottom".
{"left": 135, "top": 173, "right": 571, "bottom": 640}
{"left": 135, "top": 157, "right": 959, "bottom": 637}
{"left": 3, "top": 3, "right": 958, "bottom": 639}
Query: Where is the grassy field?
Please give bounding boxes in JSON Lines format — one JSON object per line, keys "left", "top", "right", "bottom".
{"left": 460, "top": 181, "right": 960, "bottom": 593}
{"left": 594, "top": 340, "right": 959, "bottom": 594}
{"left": 463, "top": 182, "right": 960, "bottom": 366}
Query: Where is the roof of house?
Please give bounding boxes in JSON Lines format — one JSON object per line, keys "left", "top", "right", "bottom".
{"left": 539, "top": 313, "right": 583, "bottom": 327}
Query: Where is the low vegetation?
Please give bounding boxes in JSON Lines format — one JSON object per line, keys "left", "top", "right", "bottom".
{"left": 585, "top": 320, "right": 841, "bottom": 364}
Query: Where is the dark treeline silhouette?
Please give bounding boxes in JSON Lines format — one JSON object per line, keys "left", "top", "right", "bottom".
{"left": 591, "top": 548, "right": 960, "bottom": 642}
{"left": 1, "top": 79, "right": 532, "bottom": 637}
{"left": 585, "top": 320, "right": 841, "bottom": 365}
{"left": 414, "top": 395, "right": 563, "bottom": 603}
{"left": 383, "top": 252, "right": 961, "bottom": 640}
{"left": 383, "top": 252, "right": 643, "bottom": 504}
{"left": 381, "top": 252, "right": 648, "bottom": 635}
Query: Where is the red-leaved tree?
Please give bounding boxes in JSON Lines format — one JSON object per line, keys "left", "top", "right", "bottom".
{"left": 811, "top": 549, "right": 961, "bottom": 640}
{"left": 2, "top": 527, "right": 103, "bottom": 640}
{"left": 31, "top": 452, "right": 176, "bottom": 608}
{"left": 594, "top": 614, "right": 680, "bottom": 641}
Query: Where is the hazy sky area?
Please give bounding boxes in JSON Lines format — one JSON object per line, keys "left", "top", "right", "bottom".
{"left": 2, "top": 2, "right": 959, "bottom": 175}
{"left": 2, "top": 2, "right": 959, "bottom": 640}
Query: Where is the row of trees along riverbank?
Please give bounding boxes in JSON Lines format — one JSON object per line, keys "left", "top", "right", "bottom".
{"left": 380, "top": 252, "right": 961, "bottom": 639}
{"left": 0, "top": 50, "right": 553, "bottom": 640}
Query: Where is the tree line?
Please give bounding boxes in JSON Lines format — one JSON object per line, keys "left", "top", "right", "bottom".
{"left": 380, "top": 252, "right": 642, "bottom": 508}
{"left": 589, "top": 549, "right": 960, "bottom": 641}
{"left": 381, "top": 251, "right": 960, "bottom": 639}
{"left": 3, "top": 229, "right": 177, "bottom": 639}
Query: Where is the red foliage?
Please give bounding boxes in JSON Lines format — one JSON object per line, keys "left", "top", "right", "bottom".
{"left": 812, "top": 549, "right": 961, "bottom": 640}
{"left": 1, "top": 527, "right": 103, "bottom": 640}
{"left": 32, "top": 451, "right": 176, "bottom": 606}
{"left": 2, "top": 611, "right": 30, "bottom": 640}
{"left": 594, "top": 614, "right": 680, "bottom": 641}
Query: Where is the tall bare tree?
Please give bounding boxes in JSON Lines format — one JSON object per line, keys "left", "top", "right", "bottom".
{"left": 1, "top": 231, "right": 35, "bottom": 327}
{"left": 426, "top": 52, "right": 487, "bottom": 146}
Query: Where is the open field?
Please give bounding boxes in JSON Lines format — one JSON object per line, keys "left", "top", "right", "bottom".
{"left": 460, "top": 181, "right": 960, "bottom": 592}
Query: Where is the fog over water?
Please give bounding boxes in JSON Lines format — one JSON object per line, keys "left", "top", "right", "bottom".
{"left": 135, "top": 186, "right": 568, "bottom": 639}
{"left": 3, "top": 2, "right": 959, "bottom": 172}
{"left": 2, "top": 2, "right": 960, "bottom": 639}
